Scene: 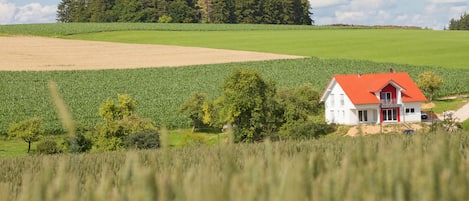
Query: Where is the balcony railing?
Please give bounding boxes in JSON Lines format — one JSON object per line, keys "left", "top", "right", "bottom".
{"left": 380, "top": 99, "right": 401, "bottom": 108}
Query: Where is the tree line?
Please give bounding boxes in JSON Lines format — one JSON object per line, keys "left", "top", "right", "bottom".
{"left": 449, "top": 13, "right": 469, "bottom": 30}
{"left": 57, "top": 0, "right": 313, "bottom": 25}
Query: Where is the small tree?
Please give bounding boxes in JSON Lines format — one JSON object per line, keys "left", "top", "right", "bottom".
{"left": 8, "top": 118, "right": 43, "bottom": 153}
{"left": 219, "top": 68, "right": 281, "bottom": 143}
{"left": 179, "top": 92, "right": 209, "bottom": 133}
{"left": 92, "top": 94, "right": 159, "bottom": 152}
{"left": 417, "top": 71, "right": 443, "bottom": 101}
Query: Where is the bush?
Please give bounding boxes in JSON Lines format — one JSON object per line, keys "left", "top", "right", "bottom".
{"left": 37, "top": 140, "right": 62, "bottom": 154}
{"left": 278, "top": 121, "right": 336, "bottom": 140}
{"left": 158, "top": 15, "right": 172, "bottom": 23}
{"left": 62, "top": 125, "right": 93, "bottom": 153}
{"left": 124, "top": 132, "right": 160, "bottom": 150}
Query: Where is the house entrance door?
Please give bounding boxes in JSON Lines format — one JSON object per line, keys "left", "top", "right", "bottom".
{"left": 382, "top": 108, "right": 398, "bottom": 122}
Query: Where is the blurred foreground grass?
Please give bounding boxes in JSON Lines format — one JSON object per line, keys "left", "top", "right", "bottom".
{"left": 1, "top": 131, "right": 468, "bottom": 201}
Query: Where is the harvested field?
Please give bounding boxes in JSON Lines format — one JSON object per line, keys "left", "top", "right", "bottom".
{"left": 0, "top": 36, "right": 303, "bottom": 71}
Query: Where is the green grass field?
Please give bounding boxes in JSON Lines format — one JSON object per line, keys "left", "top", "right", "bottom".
{"left": 1, "top": 23, "right": 468, "bottom": 69}
{"left": 69, "top": 29, "right": 469, "bottom": 69}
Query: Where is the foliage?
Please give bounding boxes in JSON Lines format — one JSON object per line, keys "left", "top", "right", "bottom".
{"left": 219, "top": 69, "right": 280, "bottom": 142}
{"left": 179, "top": 92, "right": 210, "bottom": 132}
{"left": 124, "top": 131, "right": 160, "bottom": 149}
{"left": 36, "top": 140, "right": 62, "bottom": 154}
{"left": 7, "top": 118, "right": 43, "bottom": 153}
{"left": 99, "top": 94, "right": 136, "bottom": 122}
{"left": 1, "top": 58, "right": 469, "bottom": 135}
{"left": 91, "top": 95, "right": 159, "bottom": 152}
{"left": 278, "top": 120, "right": 335, "bottom": 140}
{"left": 275, "top": 84, "right": 330, "bottom": 140}
{"left": 449, "top": 12, "right": 469, "bottom": 30}
{"left": 158, "top": 15, "right": 173, "bottom": 23}
{"left": 417, "top": 71, "right": 443, "bottom": 101}
{"left": 276, "top": 83, "right": 322, "bottom": 122}
{"left": 55, "top": 0, "right": 312, "bottom": 24}
{"left": 2, "top": 133, "right": 469, "bottom": 200}
{"left": 62, "top": 125, "right": 93, "bottom": 153}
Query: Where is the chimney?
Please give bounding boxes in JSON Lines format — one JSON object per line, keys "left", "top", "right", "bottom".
{"left": 389, "top": 67, "right": 394, "bottom": 73}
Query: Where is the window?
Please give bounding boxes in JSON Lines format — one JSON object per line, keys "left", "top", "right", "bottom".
{"left": 330, "top": 94, "right": 335, "bottom": 107}
{"left": 340, "top": 94, "right": 345, "bottom": 106}
{"left": 358, "top": 110, "right": 368, "bottom": 122}
{"left": 405, "top": 108, "right": 415, "bottom": 114}
{"left": 381, "top": 92, "right": 392, "bottom": 104}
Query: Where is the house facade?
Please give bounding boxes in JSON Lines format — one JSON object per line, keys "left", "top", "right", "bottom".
{"left": 320, "top": 72, "right": 427, "bottom": 125}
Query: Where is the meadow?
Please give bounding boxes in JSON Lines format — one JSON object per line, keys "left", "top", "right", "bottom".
{"left": 1, "top": 23, "right": 468, "bottom": 69}
{"left": 2, "top": 58, "right": 469, "bottom": 135}
{"left": 1, "top": 132, "right": 469, "bottom": 201}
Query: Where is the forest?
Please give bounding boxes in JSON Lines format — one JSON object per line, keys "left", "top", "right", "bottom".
{"left": 57, "top": 0, "right": 313, "bottom": 25}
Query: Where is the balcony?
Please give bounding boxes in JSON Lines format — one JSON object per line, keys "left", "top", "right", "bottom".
{"left": 380, "top": 99, "right": 401, "bottom": 108}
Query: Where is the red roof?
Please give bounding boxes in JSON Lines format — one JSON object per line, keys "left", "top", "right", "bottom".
{"left": 332, "top": 72, "right": 427, "bottom": 104}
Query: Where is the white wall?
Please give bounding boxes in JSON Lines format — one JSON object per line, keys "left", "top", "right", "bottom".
{"left": 402, "top": 102, "right": 423, "bottom": 122}
{"left": 324, "top": 81, "right": 356, "bottom": 125}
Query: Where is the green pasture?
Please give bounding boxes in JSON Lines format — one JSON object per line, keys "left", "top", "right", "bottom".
{"left": 1, "top": 58, "right": 469, "bottom": 135}
{"left": 70, "top": 29, "right": 469, "bottom": 69}
{"left": 1, "top": 23, "right": 468, "bottom": 69}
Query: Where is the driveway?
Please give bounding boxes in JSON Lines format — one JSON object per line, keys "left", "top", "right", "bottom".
{"left": 454, "top": 102, "right": 469, "bottom": 122}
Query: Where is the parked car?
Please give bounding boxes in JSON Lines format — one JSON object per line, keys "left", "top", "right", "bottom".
{"left": 421, "top": 111, "right": 428, "bottom": 120}
{"left": 403, "top": 129, "right": 415, "bottom": 135}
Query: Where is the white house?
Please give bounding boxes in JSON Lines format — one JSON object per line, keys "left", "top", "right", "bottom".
{"left": 320, "top": 71, "right": 427, "bottom": 125}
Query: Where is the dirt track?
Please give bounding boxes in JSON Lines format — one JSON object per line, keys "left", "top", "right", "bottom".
{"left": 0, "top": 36, "right": 304, "bottom": 71}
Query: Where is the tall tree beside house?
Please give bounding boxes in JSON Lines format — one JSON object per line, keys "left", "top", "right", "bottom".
{"left": 219, "top": 69, "right": 280, "bottom": 143}
{"left": 417, "top": 71, "right": 443, "bottom": 101}
{"left": 449, "top": 13, "right": 469, "bottom": 30}
{"left": 8, "top": 118, "right": 44, "bottom": 153}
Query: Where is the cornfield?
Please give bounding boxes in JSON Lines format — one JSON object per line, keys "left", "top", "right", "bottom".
{"left": 1, "top": 58, "right": 468, "bottom": 135}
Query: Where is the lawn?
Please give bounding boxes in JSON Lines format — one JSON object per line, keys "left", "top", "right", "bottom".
{"left": 68, "top": 29, "right": 469, "bottom": 69}
{"left": 0, "top": 136, "right": 33, "bottom": 158}
{"left": 431, "top": 97, "right": 469, "bottom": 114}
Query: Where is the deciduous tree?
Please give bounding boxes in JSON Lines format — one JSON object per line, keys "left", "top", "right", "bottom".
{"left": 417, "top": 71, "right": 443, "bottom": 101}
{"left": 8, "top": 118, "right": 43, "bottom": 153}
{"left": 92, "top": 94, "right": 159, "bottom": 151}
{"left": 219, "top": 69, "right": 281, "bottom": 142}
{"left": 179, "top": 92, "right": 209, "bottom": 132}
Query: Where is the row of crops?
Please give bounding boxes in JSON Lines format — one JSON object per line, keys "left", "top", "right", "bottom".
{"left": 1, "top": 132, "right": 468, "bottom": 200}
{"left": 1, "top": 58, "right": 468, "bottom": 135}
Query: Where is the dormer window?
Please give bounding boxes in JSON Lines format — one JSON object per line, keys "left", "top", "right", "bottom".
{"left": 381, "top": 92, "right": 392, "bottom": 103}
